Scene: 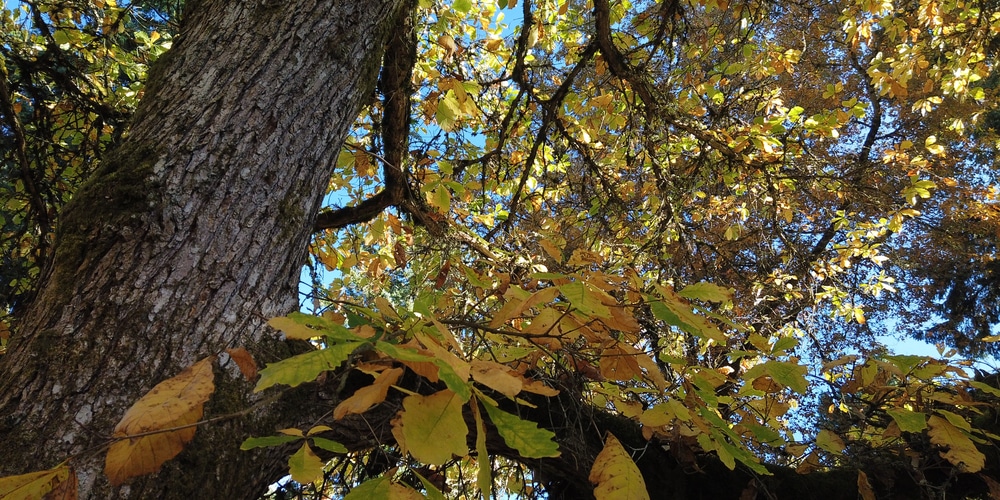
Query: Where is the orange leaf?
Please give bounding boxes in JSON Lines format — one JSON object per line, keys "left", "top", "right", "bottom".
{"left": 225, "top": 347, "right": 258, "bottom": 381}
{"left": 105, "top": 356, "right": 216, "bottom": 485}
{"left": 333, "top": 367, "right": 404, "bottom": 419}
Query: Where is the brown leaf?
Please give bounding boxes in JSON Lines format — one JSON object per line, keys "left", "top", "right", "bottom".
{"left": 858, "top": 470, "right": 876, "bottom": 500}
{"left": 105, "top": 356, "right": 216, "bottom": 485}
{"left": 600, "top": 343, "right": 642, "bottom": 382}
{"left": 225, "top": 347, "right": 258, "bottom": 382}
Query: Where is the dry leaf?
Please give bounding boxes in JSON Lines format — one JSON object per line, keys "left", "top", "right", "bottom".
{"left": 105, "top": 356, "right": 216, "bottom": 485}
{"left": 225, "top": 347, "right": 258, "bottom": 381}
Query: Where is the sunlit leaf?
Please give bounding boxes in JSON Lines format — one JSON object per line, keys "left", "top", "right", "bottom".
{"left": 481, "top": 401, "right": 560, "bottom": 458}
{"left": 392, "top": 390, "right": 468, "bottom": 465}
{"left": 927, "top": 415, "right": 985, "bottom": 472}
{"left": 255, "top": 342, "right": 363, "bottom": 392}
{"left": 589, "top": 433, "right": 648, "bottom": 500}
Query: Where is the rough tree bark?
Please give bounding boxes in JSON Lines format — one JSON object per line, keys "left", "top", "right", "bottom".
{"left": 0, "top": 1, "right": 408, "bottom": 497}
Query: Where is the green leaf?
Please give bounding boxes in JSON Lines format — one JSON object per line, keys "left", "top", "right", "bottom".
{"left": 559, "top": 281, "right": 612, "bottom": 318}
{"left": 473, "top": 397, "right": 492, "bottom": 499}
{"left": 436, "top": 92, "right": 462, "bottom": 131}
{"left": 240, "top": 434, "right": 301, "bottom": 450}
{"left": 288, "top": 442, "right": 324, "bottom": 484}
{"left": 344, "top": 476, "right": 390, "bottom": 499}
{"left": 678, "top": 282, "right": 733, "bottom": 303}
{"left": 481, "top": 401, "right": 560, "bottom": 458}
{"left": 816, "top": 429, "right": 846, "bottom": 455}
{"left": 887, "top": 408, "right": 927, "bottom": 433}
{"left": 255, "top": 341, "right": 364, "bottom": 392}
{"left": 745, "top": 360, "right": 808, "bottom": 394}
{"left": 453, "top": 0, "right": 472, "bottom": 13}
{"left": 311, "top": 437, "right": 348, "bottom": 453}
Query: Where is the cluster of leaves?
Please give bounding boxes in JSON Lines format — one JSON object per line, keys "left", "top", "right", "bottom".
{"left": 0, "top": 0, "right": 175, "bottom": 350}
{"left": 4, "top": 0, "right": 1000, "bottom": 498}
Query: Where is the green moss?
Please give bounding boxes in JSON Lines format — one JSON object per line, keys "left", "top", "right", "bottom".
{"left": 277, "top": 197, "right": 305, "bottom": 243}
{"left": 48, "top": 142, "right": 162, "bottom": 303}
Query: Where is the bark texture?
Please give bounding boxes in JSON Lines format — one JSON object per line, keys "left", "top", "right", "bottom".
{"left": 0, "top": 0, "right": 408, "bottom": 497}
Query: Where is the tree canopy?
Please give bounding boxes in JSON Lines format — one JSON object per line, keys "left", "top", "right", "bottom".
{"left": 2, "top": 0, "right": 1000, "bottom": 498}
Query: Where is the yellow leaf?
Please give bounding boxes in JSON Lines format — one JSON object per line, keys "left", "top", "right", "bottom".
{"left": 415, "top": 331, "right": 470, "bottom": 382}
{"left": 589, "top": 433, "right": 649, "bottom": 500}
{"left": 105, "top": 356, "right": 216, "bottom": 485}
{"left": 0, "top": 466, "right": 77, "bottom": 500}
{"left": 375, "top": 296, "right": 401, "bottom": 322}
{"left": 268, "top": 316, "right": 318, "bottom": 340}
{"left": 333, "top": 367, "right": 404, "bottom": 419}
{"left": 927, "top": 415, "right": 985, "bottom": 472}
{"left": 392, "top": 390, "right": 469, "bottom": 465}
{"left": 471, "top": 360, "right": 523, "bottom": 397}
{"left": 288, "top": 442, "right": 324, "bottom": 485}
{"left": 539, "top": 239, "right": 563, "bottom": 263}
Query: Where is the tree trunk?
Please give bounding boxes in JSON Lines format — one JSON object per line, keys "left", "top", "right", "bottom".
{"left": 0, "top": 1, "right": 408, "bottom": 498}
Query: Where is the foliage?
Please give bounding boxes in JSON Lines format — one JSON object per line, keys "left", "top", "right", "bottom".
{"left": 3, "top": 0, "right": 1000, "bottom": 498}
{"left": 0, "top": 0, "right": 175, "bottom": 350}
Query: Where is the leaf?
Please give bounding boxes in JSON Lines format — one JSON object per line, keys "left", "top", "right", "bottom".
{"left": 414, "top": 471, "right": 447, "bottom": 500}
{"left": 887, "top": 408, "right": 927, "bottom": 433}
{"left": 105, "top": 355, "right": 216, "bottom": 486}
{"left": 255, "top": 341, "right": 363, "bottom": 392}
{"left": 288, "top": 442, "right": 324, "bottom": 485}
{"left": 858, "top": 470, "right": 876, "bottom": 500}
{"left": 472, "top": 397, "right": 493, "bottom": 499}
{"left": 744, "top": 361, "right": 808, "bottom": 394}
{"left": 600, "top": 343, "right": 643, "bottom": 382}
{"left": 559, "top": 281, "right": 612, "bottom": 318}
{"left": 240, "top": 434, "right": 302, "bottom": 450}
{"left": 311, "top": 437, "right": 348, "bottom": 453}
{"left": 481, "top": 401, "right": 560, "bottom": 458}
{"left": 333, "top": 367, "right": 404, "bottom": 419}
{"left": 343, "top": 476, "right": 424, "bottom": 500}
{"left": 588, "top": 433, "right": 649, "bottom": 500}
{"left": 392, "top": 390, "right": 469, "bottom": 465}
{"left": 927, "top": 415, "right": 985, "bottom": 472}
{"left": 268, "top": 315, "right": 319, "bottom": 340}
{"left": 0, "top": 466, "right": 77, "bottom": 500}
{"left": 225, "top": 347, "right": 258, "bottom": 381}
{"left": 471, "top": 360, "right": 523, "bottom": 397}
{"left": 815, "top": 429, "right": 845, "bottom": 455}
{"left": 650, "top": 287, "right": 727, "bottom": 343}
{"left": 344, "top": 476, "right": 390, "bottom": 499}
{"left": 436, "top": 92, "right": 462, "bottom": 131}
{"left": 678, "top": 282, "right": 733, "bottom": 303}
